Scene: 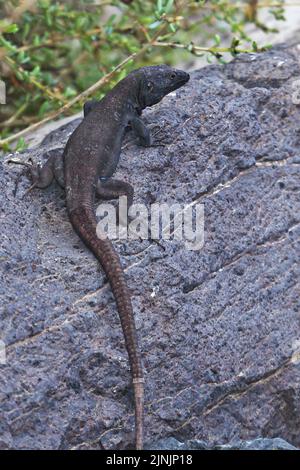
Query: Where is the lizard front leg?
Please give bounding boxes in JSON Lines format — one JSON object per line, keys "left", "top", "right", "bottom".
{"left": 130, "top": 116, "right": 153, "bottom": 147}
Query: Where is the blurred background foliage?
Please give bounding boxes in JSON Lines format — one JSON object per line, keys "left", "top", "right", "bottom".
{"left": 0, "top": 0, "right": 286, "bottom": 150}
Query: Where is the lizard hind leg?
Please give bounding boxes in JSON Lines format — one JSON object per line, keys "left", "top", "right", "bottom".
{"left": 19, "top": 160, "right": 54, "bottom": 198}
{"left": 7, "top": 157, "right": 41, "bottom": 196}
{"left": 8, "top": 149, "right": 64, "bottom": 196}
{"left": 21, "top": 160, "right": 54, "bottom": 196}
{"left": 96, "top": 178, "right": 134, "bottom": 227}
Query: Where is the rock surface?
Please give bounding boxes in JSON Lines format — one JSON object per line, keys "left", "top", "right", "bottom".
{"left": 149, "top": 437, "right": 298, "bottom": 450}
{"left": 1, "top": 44, "right": 300, "bottom": 450}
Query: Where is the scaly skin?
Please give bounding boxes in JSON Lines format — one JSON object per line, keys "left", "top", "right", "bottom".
{"left": 10, "top": 65, "right": 190, "bottom": 449}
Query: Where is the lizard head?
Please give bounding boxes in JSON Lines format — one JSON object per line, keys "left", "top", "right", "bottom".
{"left": 137, "top": 65, "right": 190, "bottom": 108}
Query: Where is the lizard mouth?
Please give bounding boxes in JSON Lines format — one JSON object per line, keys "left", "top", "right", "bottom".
{"left": 171, "top": 74, "right": 190, "bottom": 92}
{"left": 173, "top": 72, "right": 190, "bottom": 90}
{"left": 178, "top": 72, "right": 190, "bottom": 85}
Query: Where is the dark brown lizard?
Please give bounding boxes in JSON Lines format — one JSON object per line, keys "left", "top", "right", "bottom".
{"left": 9, "top": 65, "right": 190, "bottom": 449}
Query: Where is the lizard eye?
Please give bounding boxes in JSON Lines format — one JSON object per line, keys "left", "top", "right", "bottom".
{"left": 170, "top": 72, "right": 176, "bottom": 79}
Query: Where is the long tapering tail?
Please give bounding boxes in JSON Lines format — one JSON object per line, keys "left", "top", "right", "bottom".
{"left": 69, "top": 205, "right": 144, "bottom": 449}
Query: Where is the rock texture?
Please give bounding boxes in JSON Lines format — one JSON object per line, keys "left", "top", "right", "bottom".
{"left": 149, "top": 437, "right": 298, "bottom": 450}
{"left": 1, "top": 44, "right": 300, "bottom": 450}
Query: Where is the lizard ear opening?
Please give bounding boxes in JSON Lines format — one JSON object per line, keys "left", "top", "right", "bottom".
{"left": 147, "top": 81, "right": 153, "bottom": 91}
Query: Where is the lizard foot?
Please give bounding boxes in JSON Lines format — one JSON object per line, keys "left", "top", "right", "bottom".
{"left": 8, "top": 156, "right": 55, "bottom": 195}
{"left": 7, "top": 157, "right": 38, "bottom": 197}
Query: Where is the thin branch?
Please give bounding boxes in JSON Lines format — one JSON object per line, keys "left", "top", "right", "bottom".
{"left": 188, "top": 1, "right": 300, "bottom": 8}
{"left": 0, "top": 100, "right": 29, "bottom": 128}
{"left": 152, "top": 41, "right": 262, "bottom": 55}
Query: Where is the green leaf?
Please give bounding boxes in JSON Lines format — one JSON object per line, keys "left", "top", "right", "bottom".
{"left": 165, "top": 0, "right": 174, "bottom": 14}
{"left": 4, "top": 23, "right": 19, "bottom": 34}
{"left": 261, "top": 43, "right": 273, "bottom": 50}
{"left": 231, "top": 37, "right": 240, "bottom": 49}
{"left": 31, "top": 65, "right": 41, "bottom": 77}
{"left": 214, "top": 34, "right": 221, "bottom": 46}
{"left": 38, "top": 100, "right": 51, "bottom": 117}
{"left": 64, "top": 86, "right": 77, "bottom": 98}
{"left": 33, "top": 35, "right": 41, "bottom": 46}
{"left": 45, "top": 11, "right": 52, "bottom": 27}
{"left": 149, "top": 20, "right": 162, "bottom": 30}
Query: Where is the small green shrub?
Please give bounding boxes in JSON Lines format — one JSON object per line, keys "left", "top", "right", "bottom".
{"left": 0, "top": 0, "right": 286, "bottom": 150}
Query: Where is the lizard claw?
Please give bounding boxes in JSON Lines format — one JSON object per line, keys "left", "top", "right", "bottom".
{"left": 21, "top": 182, "right": 38, "bottom": 199}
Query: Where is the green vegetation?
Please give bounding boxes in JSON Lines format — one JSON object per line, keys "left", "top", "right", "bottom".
{"left": 0, "top": 0, "right": 286, "bottom": 151}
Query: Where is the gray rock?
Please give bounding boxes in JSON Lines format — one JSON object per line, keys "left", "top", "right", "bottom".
{"left": 216, "top": 437, "right": 298, "bottom": 450}
{"left": 149, "top": 437, "right": 298, "bottom": 450}
{"left": 1, "top": 44, "right": 300, "bottom": 450}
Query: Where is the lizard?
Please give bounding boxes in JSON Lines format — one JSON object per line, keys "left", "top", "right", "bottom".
{"left": 9, "top": 65, "right": 190, "bottom": 449}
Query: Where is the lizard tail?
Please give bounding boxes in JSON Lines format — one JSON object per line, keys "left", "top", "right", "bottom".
{"left": 69, "top": 205, "right": 144, "bottom": 450}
